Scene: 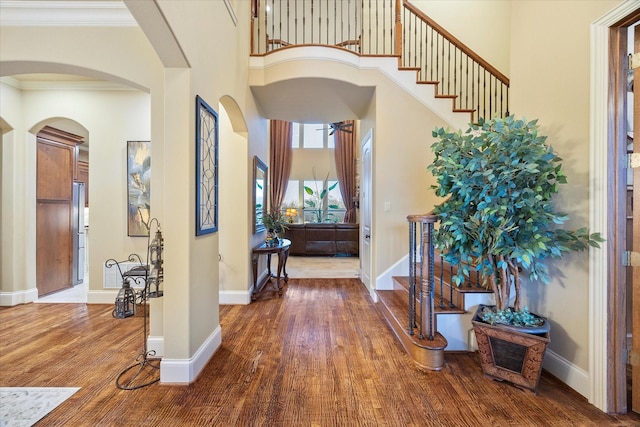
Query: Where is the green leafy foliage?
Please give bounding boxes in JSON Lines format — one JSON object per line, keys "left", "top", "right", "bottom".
{"left": 304, "top": 171, "right": 340, "bottom": 223}
{"left": 479, "top": 306, "right": 544, "bottom": 327}
{"left": 428, "top": 116, "right": 604, "bottom": 317}
{"left": 262, "top": 210, "right": 289, "bottom": 234}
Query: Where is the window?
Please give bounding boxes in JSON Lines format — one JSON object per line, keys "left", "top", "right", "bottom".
{"left": 291, "top": 122, "right": 300, "bottom": 148}
{"left": 291, "top": 122, "right": 334, "bottom": 149}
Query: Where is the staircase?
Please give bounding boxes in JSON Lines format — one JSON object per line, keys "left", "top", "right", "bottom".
{"left": 375, "top": 215, "right": 492, "bottom": 370}
{"left": 251, "top": 0, "right": 510, "bottom": 123}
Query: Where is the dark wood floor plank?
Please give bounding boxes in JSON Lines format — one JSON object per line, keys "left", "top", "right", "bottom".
{"left": 1, "top": 278, "right": 639, "bottom": 426}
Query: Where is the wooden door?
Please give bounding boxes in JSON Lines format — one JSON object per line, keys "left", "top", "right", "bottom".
{"left": 631, "top": 24, "right": 640, "bottom": 414}
{"left": 36, "top": 126, "right": 83, "bottom": 297}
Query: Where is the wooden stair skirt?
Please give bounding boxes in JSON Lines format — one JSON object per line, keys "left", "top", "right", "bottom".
{"left": 376, "top": 272, "right": 492, "bottom": 371}
{"left": 376, "top": 288, "right": 447, "bottom": 371}
{"left": 376, "top": 278, "right": 447, "bottom": 371}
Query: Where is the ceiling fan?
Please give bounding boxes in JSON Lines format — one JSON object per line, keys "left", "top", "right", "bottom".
{"left": 317, "top": 121, "right": 353, "bottom": 135}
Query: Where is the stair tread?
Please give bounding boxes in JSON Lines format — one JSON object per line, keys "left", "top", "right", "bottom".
{"left": 379, "top": 286, "right": 465, "bottom": 316}
{"left": 392, "top": 274, "right": 492, "bottom": 294}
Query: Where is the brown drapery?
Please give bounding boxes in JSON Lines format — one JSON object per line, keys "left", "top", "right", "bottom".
{"left": 269, "top": 120, "right": 292, "bottom": 213}
{"left": 334, "top": 120, "right": 357, "bottom": 223}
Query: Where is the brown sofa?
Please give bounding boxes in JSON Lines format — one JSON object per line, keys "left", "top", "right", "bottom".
{"left": 283, "top": 223, "right": 359, "bottom": 256}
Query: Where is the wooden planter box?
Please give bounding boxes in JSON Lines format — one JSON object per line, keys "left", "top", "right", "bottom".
{"left": 471, "top": 305, "right": 550, "bottom": 393}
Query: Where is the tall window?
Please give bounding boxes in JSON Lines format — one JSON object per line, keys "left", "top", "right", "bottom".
{"left": 282, "top": 122, "right": 346, "bottom": 223}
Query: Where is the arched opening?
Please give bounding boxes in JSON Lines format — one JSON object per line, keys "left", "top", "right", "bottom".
{"left": 0, "top": 65, "right": 152, "bottom": 306}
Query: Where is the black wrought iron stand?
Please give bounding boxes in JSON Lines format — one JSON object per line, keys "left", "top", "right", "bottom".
{"left": 113, "top": 218, "right": 164, "bottom": 390}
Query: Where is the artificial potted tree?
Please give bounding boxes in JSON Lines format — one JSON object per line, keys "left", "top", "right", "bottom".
{"left": 428, "top": 115, "right": 603, "bottom": 392}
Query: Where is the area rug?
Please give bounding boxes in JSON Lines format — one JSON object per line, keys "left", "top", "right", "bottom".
{"left": 0, "top": 387, "right": 80, "bottom": 427}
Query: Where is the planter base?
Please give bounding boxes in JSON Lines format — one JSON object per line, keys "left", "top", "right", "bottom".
{"left": 472, "top": 305, "right": 550, "bottom": 393}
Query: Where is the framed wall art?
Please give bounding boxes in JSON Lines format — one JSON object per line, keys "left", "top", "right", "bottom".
{"left": 127, "top": 140, "right": 151, "bottom": 237}
{"left": 195, "top": 95, "right": 219, "bottom": 236}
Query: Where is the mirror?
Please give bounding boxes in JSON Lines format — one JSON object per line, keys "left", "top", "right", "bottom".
{"left": 253, "top": 156, "right": 268, "bottom": 233}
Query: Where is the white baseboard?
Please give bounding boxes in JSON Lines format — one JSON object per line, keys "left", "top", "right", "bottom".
{"left": 376, "top": 254, "right": 409, "bottom": 290}
{"left": 219, "top": 290, "right": 251, "bottom": 305}
{"left": 543, "top": 348, "right": 589, "bottom": 399}
{"left": 160, "top": 325, "right": 222, "bottom": 384}
{"left": 0, "top": 288, "right": 38, "bottom": 306}
{"left": 147, "top": 336, "right": 164, "bottom": 358}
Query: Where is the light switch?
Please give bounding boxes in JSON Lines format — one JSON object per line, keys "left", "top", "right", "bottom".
{"left": 384, "top": 202, "right": 391, "bottom": 212}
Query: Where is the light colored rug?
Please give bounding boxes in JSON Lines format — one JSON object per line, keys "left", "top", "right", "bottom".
{"left": 0, "top": 387, "right": 80, "bottom": 427}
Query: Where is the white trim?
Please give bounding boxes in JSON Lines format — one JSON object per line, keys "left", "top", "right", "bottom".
{"left": 219, "top": 290, "right": 251, "bottom": 305}
{"left": 544, "top": 349, "right": 590, "bottom": 399}
{"left": 589, "top": 0, "right": 640, "bottom": 412}
{"left": 376, "top": 254, "right": 409, "bottom": 291}
{"left": 223, "top": 0, "right": 238, "bottom": 26}
{"left": 147, "top": 336, "right": 164, "bottom": 358}
{"left": 4, "top": 79, "right": 136, "bottom": 92}
{"left": 0, "top": 1, "right": 138, "bottom": 27}
{"left": 160, "top": 326, "right": 222, "bottom": 384}
{"left": 0, "top": 288, "right": 38, "bottom": 306}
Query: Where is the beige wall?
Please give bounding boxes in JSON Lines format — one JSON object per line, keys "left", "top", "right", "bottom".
{"left": 509, "top": 0, "right": 623, "bottom": 371}
{"left": 411, "top": 0, "right": 511, "bottom": 76}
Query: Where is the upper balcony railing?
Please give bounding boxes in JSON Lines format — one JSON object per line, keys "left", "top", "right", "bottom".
{"left": 250, "top": 0, "right": 509, "bottom": 122}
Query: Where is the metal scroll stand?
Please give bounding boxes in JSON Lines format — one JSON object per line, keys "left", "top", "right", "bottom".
{"left": 106, "top": 218, "right": 164, "bottom": 390}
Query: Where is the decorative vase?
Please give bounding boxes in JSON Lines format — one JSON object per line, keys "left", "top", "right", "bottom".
{"left": 471, "top": 304, "right": 550, "bottom": 393}
{"left": 266, "top": 230, "right": 279, "bottom": 246}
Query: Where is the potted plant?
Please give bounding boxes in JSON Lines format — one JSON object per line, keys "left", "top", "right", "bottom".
{"left": 262, "top": 210, "right": 289, "bottom": 245}
{"left": 427, "top": 115, "right": 604, "bottom": 392}
{"left": 304, "top": 170, "right": 340, "bottom": 223}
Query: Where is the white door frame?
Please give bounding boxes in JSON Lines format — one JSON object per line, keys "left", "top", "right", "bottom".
{"left": 360, "top": 129, "right": 373, "bottom": 299}
{"left": 589, "top": 0, "right": 640, "bottom": 412}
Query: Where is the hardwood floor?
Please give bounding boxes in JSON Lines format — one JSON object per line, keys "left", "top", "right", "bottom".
{"left": 1, "top": 278, "right": 639, "bottom": 426}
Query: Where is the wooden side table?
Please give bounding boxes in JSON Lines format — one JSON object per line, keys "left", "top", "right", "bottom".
{"left": 251, "top": 238, "right": 291, "bottom": 300}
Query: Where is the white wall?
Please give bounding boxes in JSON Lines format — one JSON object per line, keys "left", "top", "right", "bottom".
{"left": 411, "top": 0, "right": 511, "bottom": 76}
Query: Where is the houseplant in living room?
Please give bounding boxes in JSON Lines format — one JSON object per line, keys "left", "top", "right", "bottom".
{"left": 427, "top": 115, "right": 604, "bottom": 392}
{"left": 262, "top": 210, "right": 289, "bottom": 245}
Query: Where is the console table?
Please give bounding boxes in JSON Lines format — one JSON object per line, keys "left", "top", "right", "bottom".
{"left": 251, "top": 238, "right": 291, "bottom": 300}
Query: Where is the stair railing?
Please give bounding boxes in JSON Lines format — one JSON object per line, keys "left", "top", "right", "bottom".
{"left": 400, "top": 1, "right": 510, "bottom": 122}
{"left": 407, "top": 214, "right": 437, "bottom": 340}
{"left": 250, "top": 0, "right": 510, "bottom": 122}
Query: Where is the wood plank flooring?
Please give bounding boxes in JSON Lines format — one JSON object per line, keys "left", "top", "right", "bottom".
{"left": 1, "top": 278, "right": 639, "bottom": 426}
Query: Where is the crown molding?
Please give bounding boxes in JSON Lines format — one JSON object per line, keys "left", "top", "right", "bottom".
{"left": 0, "top": 1, "right": 137, "bottom": 27}
{"left": 0, "top": 76, "right": 136, "bottom": 91}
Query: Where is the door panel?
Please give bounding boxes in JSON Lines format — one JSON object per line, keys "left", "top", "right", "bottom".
{"left": 36, "top": 202, "right": 72, "bottom": 296}
{"left": 36, "top": 127, "right": 82, "bottom": 297}
{"left": 360, "top": 134, "right": 372, "bottom": 293}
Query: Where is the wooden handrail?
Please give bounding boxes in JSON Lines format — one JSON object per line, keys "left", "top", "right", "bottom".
{"left": 407, "top": 213, "right": 438, "bottom": 224}
{"left": 402, "top": 0, "right": 510, "bottom": 87}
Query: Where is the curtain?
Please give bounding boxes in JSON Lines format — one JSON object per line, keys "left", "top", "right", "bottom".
{"left": 334, "top": 120, "right": 357, "bottom": 223}
{"left": 269, "top": 120, "right": 292, "bottom": 213}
